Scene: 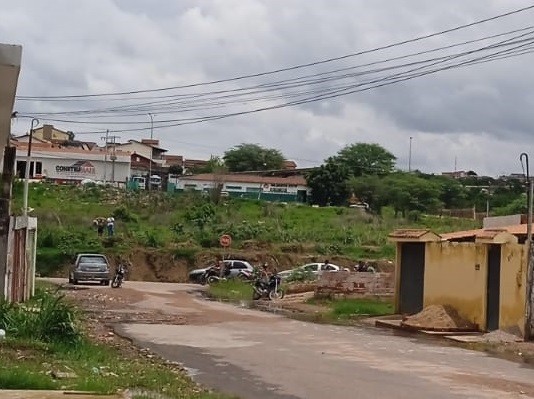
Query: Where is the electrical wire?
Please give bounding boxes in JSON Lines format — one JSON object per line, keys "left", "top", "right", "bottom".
{"left": 16, "top": 4, "right": 534, "bottom": 100}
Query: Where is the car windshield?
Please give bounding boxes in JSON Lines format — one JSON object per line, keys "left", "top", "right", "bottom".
{"left": 79, "top": 255, "right": 106, "bottom": 264}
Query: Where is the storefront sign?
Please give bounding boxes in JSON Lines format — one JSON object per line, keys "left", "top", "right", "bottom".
{"left": 55, "top": 161, "right": 96, "bottom": 176}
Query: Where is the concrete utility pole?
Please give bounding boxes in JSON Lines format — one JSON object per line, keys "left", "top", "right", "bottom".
{"left": 101, "top": 130, "right": 109, "bottom": 184}
{"left": 22, "top": 118, "right": 39, "bottom": 216}
{"left": 0, "top": 43, "right": 22, "bottom": 300}
{"left": 148, "top": 113, "right": 154, "bottom": 191}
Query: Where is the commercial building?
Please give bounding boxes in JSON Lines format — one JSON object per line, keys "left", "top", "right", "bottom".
{"left": 170, "top": 173, "right": 310, "bottom": 202}
{"left": 12, "top": 140, "right": 131, "bottom": 184}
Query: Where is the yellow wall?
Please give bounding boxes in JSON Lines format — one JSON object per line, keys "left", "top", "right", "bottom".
{"left": 499, "top": 244, "right": 526, "bottom": 335}
{"left": 424, "top": 242, "right": 488, "bottom": 329}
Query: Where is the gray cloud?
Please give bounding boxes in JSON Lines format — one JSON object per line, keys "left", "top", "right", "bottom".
{"left": 2, "top": 0, "right": 534, "bottom": 176}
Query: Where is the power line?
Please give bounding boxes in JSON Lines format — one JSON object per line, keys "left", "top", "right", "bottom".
{"left": 16, "top": 4, "right": 534, "bottom": 100}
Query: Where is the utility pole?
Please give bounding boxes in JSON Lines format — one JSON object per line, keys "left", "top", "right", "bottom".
{"left": 101, "top": 130, "right": 109, "bottom": 184}
{"left": 521, "top": 152, "right": 533, "bottom": 340}
{"left": 22, "top": 118, "right": 39, "bottom": 216}
{"left": 101, "top": 134, "right": 119, "bottom": 184}
{"left": 408, "top": 136, "right": 413, "bottom": 172}
{"left": 148, "top": 113, "right": 154, "bottom": 191}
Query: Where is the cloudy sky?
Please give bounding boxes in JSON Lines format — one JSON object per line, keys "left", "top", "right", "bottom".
{"left": 2, "top": 0, "right": 534, "bottom": 176}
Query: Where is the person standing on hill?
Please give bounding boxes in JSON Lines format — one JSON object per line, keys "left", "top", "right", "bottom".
{"left": 106, "top": 216, "right": 115, "bottom": 236}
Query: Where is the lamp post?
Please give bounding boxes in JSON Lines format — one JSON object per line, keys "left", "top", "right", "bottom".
{"left": 23, "top": 118, "right": 39, "bottom": 216}
{"left": 148, "top": 113, "right": 154, "bottom": 191}
{"left": 408, "top": 136, "right": 413, "bottom": 172}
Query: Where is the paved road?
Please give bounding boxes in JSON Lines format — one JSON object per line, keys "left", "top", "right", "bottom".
{"left": 55, "top": 280, "right": 534, "bottom": 399}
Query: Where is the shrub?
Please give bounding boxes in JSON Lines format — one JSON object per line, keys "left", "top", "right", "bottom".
{"left": 0, "top": 290, "right": 80, "bottom": 344}
{"left": 113, "top": 206, "right": 139, "bottom": 223}
{"left": 285, "top": 269, "right": 315, "bottom": 283}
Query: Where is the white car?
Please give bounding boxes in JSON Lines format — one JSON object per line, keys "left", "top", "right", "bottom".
{"left": 277, "top": 262, "right": 341, "bottom": 280}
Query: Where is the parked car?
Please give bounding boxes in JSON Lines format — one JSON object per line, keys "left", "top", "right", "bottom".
{"left": 69, "top": 253, "right": 111, "bottom": 285}
{"left": 188, "top": 260, "right": 254, "bottom": 283}
{"left": 277, "top": 262, "right": 341, "bottom": 280}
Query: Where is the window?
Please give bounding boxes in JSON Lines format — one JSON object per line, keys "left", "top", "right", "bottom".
{"left": 225, "top": 185, "right": 242, "bottom": 191}
{"left": 246, "top": 187, "right": 261, "bottom": 192}
{"left": 184, "top": 184, "right": 197, "bottom": 189}
{"left": 231, "top": 261, "right": 247, "bottom": 270}
{"left": 322, "top": 264, "right": 337, "bottom": 271}
{"left": 303, "top": 264, "right": 317, "bottom": 272}
{"left": 34, "top": 161, "right": 42, "bottom": 176}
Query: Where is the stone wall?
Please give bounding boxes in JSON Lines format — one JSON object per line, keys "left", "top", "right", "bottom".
{"left": 316, "top": 271, "right": 394, "bottom": 298}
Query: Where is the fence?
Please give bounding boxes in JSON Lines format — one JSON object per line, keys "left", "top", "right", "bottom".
{"left": 4, "top": 216, "right": 37, "bottom": 303}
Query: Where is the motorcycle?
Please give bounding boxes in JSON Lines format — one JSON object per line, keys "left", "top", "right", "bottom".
{"left": 353, "top": 262, "right": 376, "bottom": 273}
{"left": 201, "top": 265, "right": 228, "bottom": 285}
{"left": 252, "top": 274, "right": 284, "bottom": 300}
{"left": 111, "top": 263, "right": 127, "bottom": 288}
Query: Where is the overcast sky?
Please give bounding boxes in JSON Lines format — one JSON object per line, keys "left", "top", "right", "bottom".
{"left": 2, "top": 0, "right": 534, "bottom": 176}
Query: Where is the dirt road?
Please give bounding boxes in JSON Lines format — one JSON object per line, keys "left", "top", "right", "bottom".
{"left": 50, "top": 279, "right": 534, "bottom": 399}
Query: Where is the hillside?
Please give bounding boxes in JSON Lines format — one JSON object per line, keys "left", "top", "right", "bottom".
{"left": 12, "top": 182, "right": 481, "bottom": 281}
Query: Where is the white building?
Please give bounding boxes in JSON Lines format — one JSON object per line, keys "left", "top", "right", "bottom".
{"left": 12, "top": 140, "right": 131, "bottom": 184}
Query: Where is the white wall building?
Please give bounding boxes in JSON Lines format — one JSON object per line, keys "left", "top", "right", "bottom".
{"left": 13, "top": 141, "right": 131, "bottom": 184}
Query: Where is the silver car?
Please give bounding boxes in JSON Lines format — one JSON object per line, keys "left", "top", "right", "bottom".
{"left": 277, "top": 262, "right": 341, "bottom": 280}
{"left": 69, "top": 253, "right": 111, "bottom": 285}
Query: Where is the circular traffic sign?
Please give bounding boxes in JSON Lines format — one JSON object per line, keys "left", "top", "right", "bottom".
{"left": 219, "top": 234, "right": 232, "bottom": 247}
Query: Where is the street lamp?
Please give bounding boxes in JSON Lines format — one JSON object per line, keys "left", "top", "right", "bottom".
{"left": 148, "top": 113, "right": 154, "bottom": 191}
{"left": 408, "top": 136, "right": 413, "bottom": 172}
{"left": 23, "top": 118, "right": 39, "bottom": 216}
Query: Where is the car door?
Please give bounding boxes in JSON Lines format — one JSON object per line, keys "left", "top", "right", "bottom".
{"left": 303, "top": 263, "right": 319, "bottom": 275}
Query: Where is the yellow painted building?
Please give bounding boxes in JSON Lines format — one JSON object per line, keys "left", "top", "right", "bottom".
{"left": 390, "top": 229, "right": 528, "bottom": 336}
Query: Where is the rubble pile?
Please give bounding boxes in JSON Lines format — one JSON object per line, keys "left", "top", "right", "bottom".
{"left": 402, "top": 305, "right": 477, "bottom": 331}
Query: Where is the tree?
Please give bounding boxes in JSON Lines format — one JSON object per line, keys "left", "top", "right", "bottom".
{"left": 223, "top": 143, "right": 285, "bottom": 172}
{"left": 306, "top": 157, "right": 350, "bottom": 206}
{"left": 189, "top": 156, "right": 225, "bottom": 174}
{"left": 337, "top": 143, "right": 396, "bottom": 177}
{"left": 347, "top": 175, "right": 386, "bottom": 212}
{"left": 168, "top": 164, "right": 183, "bottom": 175}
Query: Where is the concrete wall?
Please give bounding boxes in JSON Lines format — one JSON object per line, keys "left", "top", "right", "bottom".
{"left": 422, "top": 241, "right": 527, "bottom": 333}
{"left": 424, "top": 242, "right": 488, "bottom": 328}
{"left": 316, "top": 271, "right": 394, "bottom": 297}
{"left": 499, "top": 244, "right": 527, "bottom": 335}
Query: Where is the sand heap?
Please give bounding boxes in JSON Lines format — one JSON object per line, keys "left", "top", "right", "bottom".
{"left": 402, "top": 305, "right": 477, "bottom": 331}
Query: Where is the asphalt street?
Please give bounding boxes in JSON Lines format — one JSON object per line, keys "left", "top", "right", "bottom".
{"left": 62, "top": 280, "right": 534, "bottom": 399}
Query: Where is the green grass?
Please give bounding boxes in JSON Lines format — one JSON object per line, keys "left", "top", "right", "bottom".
{"left": 207, "top": 280, "right": 253, "bottom": 302}
{"left": 308, "top": 297, "right": 394, "bottom": 319}
{"left": 0, "top": 288, "right": 233, "bottom": 398}
{"left": 10, "top": 183, "right": 481, "bottom": 276}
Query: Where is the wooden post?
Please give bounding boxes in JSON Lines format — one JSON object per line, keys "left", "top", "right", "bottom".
{"left": 0, "top": 146, "right": 15, "bottom": 299}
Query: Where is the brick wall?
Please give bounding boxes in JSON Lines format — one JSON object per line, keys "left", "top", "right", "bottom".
{"left": 316, "top": 271, "right": 394, "bottom": 298}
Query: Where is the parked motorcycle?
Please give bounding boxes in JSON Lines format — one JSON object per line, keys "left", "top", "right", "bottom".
{"left": 252, "top": 274, "right": 284, "bottom": 300}
{"left": 200, "top": 265, "right": 228, "bottom": 285}
{"left": 111, "top": 263, "right": 127, "bottom": 288}
{"left": 353, "top": 262, "right": 376, "bottom": 273}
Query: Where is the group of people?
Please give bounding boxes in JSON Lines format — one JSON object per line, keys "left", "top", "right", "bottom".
{"left": 93, "top": 216, "right": 115, "bottom": 237}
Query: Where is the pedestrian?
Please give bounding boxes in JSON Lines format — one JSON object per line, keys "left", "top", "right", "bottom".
{"left": 93, "top": 217, "right": 105, "bottom": 237}
{"left": 106, "top": 216, "right": 115, "bottom": 237}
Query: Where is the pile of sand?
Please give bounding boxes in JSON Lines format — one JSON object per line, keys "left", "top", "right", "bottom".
{"left": 402, "top": 305, "right": 476, "bottom": 330}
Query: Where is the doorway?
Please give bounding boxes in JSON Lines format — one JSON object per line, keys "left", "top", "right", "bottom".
{"left": 399, "top": 243, "right": 425, "bottom": 314}
{"left": 486, "top": 245, "right": 501, "bottom": 331}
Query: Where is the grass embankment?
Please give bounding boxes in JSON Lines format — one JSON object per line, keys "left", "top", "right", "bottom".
{"left": 10, "top": 182, "right": 481, "bottom": 276}
{"left": 0, "top": 287, "right": 231, "bottom": 398}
